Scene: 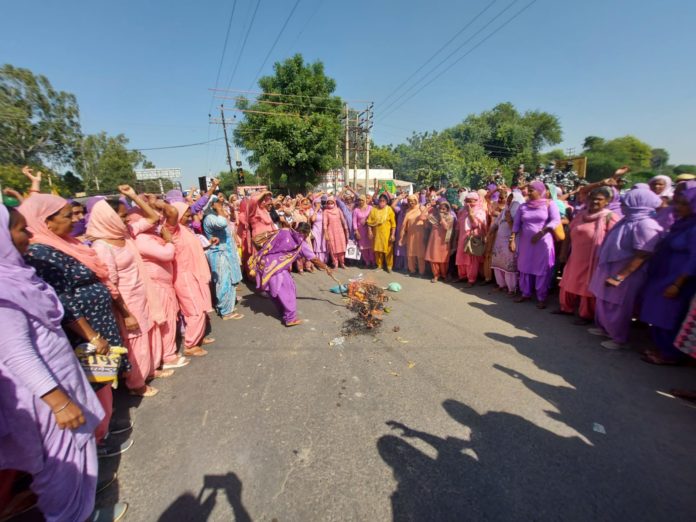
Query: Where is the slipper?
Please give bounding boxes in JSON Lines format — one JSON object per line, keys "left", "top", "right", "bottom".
{"left": 514, "top": 296, "right": 531, "bottom": 303}
{"left": 285, "top": 320, "right": 304, "bottom": 327}
{"left": 551, "top": 309, "right": 573, "bottom": 315}
{"left": 183, "top": 347, "right": 208, "bottom": 357}
{"left": 162, "top": 356, "right": 190, "bottom": 369}
{"left": 536, "top": 301, "right": 547, "bottom": 310}
{"left": 152, "top": 369, "right": 175, "bottom": 379}
{"left": 202, "top": 337, "right": 216, "bottom": 345}
{"left": 129, "top": 385, "right": 158, "bottom": 397}
{"left": 573, "top": 318, "right": 592, "bottom": 326}
{"left": 641, "top": 353, "right": 683, "bottom": 366}
{"left": 222, "top": 313, "right": 244, "bottom": 320}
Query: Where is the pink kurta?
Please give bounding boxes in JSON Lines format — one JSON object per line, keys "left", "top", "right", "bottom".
{"left": 455, "top": 208, "right": 487, "bottom": 266}
{"left": 134, "top": 230, "right": 179, "bottom": 365}
{"left": 93, "top": 240, "right": 155, "bottom": 389}
{"left": 352, "top": 205, "right": 373, "bottom": 250}
{"left": 425, "top": 218, "right": 454, "bottom": 264}
{"left": 323, "top": 209, "right": 348, "bottom": 255}
{"left": 561, "top": 211, "right": 619, "bottom": 297}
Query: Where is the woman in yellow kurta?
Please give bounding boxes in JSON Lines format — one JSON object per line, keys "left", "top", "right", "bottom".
{"left": 366, "top": 193, "right": 397, "bottom": 272}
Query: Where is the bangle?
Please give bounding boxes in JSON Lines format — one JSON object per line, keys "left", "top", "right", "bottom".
{"left": 611, "top": 274, "right": 624, "bottom": 282}
{"left": 53, "top": 400, "right": 71, "bottom": 414}
{"left": 29, "top": 189, "right": 40, "bottom": 193}
{"left": 89, "top": 333, "right": 101, "bottom": 343}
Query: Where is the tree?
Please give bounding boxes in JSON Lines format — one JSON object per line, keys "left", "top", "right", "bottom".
{"left": 369, "top": 142, "right": 400, "bottom": 170}
{"left": 583, "top": 135, "right": 653, "bottom": 182}
{"left": 0, "top": 64, "right": 82, "bottom": 167}
{"left": 77, "top": 132, "right": 146, "bottom": 193}
{"left": 218, "top": 169, "right": 260, "bottom": 192}
{"left": 61, "top": 171, "right": 84, "bottom": 194}
{"left": 674, "top": 164, "right": 696, "bottom": 175}
{"left": 234, "top": 54, "right": 343, "bottom": 192}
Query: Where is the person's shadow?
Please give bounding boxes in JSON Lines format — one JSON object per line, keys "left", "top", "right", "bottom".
{"left": 158, "top": 472, "right": 251, "bottom": 522}
{"left": 379, "top": 399, "right": 600, "bottom": 521}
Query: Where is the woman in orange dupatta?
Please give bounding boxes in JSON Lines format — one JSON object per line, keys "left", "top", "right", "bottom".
{"left": 87, "top": 189, "right": 165, "bottom": 397}
{"left": 399, "top": 195, "right": 428, "bottom": 276}
{"left": 425, "top": 198, "right": 456, "bottom": 283}
{"left": 455, "top": 192, "right": 488, "bottom": 287}
{"left": 168, "top": 202, "right": 213, "bottom": 357}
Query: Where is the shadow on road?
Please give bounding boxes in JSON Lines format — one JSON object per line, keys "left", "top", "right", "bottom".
{"left": 378, "top": 289, "right": 696, "bottom": 521}
{"left": 158, "top": 471, "right": 252, "bottom": 522}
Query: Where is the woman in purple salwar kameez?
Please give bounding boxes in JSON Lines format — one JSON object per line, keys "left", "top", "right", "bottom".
{"left": 352, "top": 196, "right": 375, "bottom": 267}
{"left": 0, "top": 205, "right": 119, "bottom": 521}
{"left": 248, "top": 223, "right": 332, "bottom": 327}
{"left": 588, "top": 189, "right": 663, "bottom": 350}
{"left": 639, "top": 187, "right": 696, "bottom": 364}
{"left": 510, "top": 181, "right": 561, "bottom": 308}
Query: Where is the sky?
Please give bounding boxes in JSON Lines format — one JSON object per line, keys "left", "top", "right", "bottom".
{"left": 2, "top": 0, "right": 695, "bottom": 187}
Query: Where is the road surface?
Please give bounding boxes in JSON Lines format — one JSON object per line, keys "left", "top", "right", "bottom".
{"left": 98, "top": 266, "right": 696, "bottom": 521}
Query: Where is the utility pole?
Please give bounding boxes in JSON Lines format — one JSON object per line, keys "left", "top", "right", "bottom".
{"left": 364, "top": 103, "right": 373, "bottom": 196}
{"left": 344, "top": 103, "right": 350, "bottom": 191}
{"left": 353, "top": 115, "right": 359, "bottom": 193}
{"left": 220, "top": 105, "right": 234, "bottom": 176}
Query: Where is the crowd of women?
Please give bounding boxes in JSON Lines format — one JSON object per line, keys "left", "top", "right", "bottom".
{"left": 0, "top": 171, "right": 243, "bottom": 520}
{"left": 2, "top": 164, "right": 696, "bottom": 520}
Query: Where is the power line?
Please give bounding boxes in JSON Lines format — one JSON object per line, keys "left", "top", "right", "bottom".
{"left": 380, "top": 0, "right": 538, "bottom": 122}
{"left": 212, "top": 87, "right": 370, "bottom": 104}
{"left": 223, "top": 0, "right": 262, "bottom": 92}
{"left": 286, "top": 0, "right": 326, "bottom": 50}
{"left": 129, "top": 137, "right": 224, "bottom": 152}
{"left": 248, "top": 0, "right": 302, "bottom": 89}
{"left": 378, "top": 0, "right": 498, "bottom": 108}
{"left": 380, "top": 0, "right": 520, "bottom": 117}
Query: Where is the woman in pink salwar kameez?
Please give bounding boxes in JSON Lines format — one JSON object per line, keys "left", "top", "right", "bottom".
{"left": 353, "top": 195, "right": 375, "bottom": 267}
{"left": 87, "top": 191, "right": 165, "bottom": 397}
{"left": 399, "top": 195, "right": 428, "bottom": 276}
{"left": 455, "top": 192, "right": 488, "bottom": 287}
{"left": 168, "top": 202, "right": 213, "bottom": 357}
{"left": 322, "top": 196, "right": 349, "bottom": 268}
{"left": 556, "top": 187, "right": 619, "bottom": 324}
{"left": 130, "top": 207, "right": 189, "bottom": 370}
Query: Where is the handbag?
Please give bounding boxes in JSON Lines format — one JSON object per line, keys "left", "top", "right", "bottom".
{"left": 464, "top": 235, "right": 486, "bottom": 256}
{"left": 74, "top": 344, "right": 128, "bottom": 388}
{"left": 345, "top": 239, "right": 361, "bottom": 261}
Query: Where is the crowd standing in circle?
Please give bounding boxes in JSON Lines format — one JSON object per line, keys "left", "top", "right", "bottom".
{"left": 1, "top": 163, "right": 695, "bottom": 520}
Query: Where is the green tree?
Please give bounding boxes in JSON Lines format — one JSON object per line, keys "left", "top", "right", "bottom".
{"left": 218, "top": 168, "right": 260, "bottom": 192}
{"left": 369, "top": 142, "right": 400, "bottom": 170}
{"left": 673, "top": 164, "right": 696, "bottom": 175}
{"left": 77, "top": 132, "right": 146, "bottom": 193}
{"left": 583, "top": 135, "right": 652, "bottom": 182}
{"left": 233, "top": 54, "right": 343, "bottom": 192}
{"left": 0, "top": 64, "right": 82, "bottom": 167}
{"left": 61, "top": 171, "right": 84, "bottom": 194}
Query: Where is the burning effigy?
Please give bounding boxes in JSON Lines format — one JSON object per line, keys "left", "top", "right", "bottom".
{"left": 342, "top": 280, "right": 389, "bottom": 335}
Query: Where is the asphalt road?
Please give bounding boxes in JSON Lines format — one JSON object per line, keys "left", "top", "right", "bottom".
{"left": 99, "top": 266, "right": 696, "bottom": 521}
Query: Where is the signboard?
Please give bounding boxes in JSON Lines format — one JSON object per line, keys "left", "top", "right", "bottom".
{"left": 379, "top": 180, "right": 397, "bottom": 194}
{"left": 553, "top": 157, "right": 588, "bottom": 179}
{"left": 134, "top": 168, "right": 181, "bottom": 181}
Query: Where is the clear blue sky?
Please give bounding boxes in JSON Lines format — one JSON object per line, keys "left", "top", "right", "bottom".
{"left": 2, "top": 0, "right": 694, "bottom": 187}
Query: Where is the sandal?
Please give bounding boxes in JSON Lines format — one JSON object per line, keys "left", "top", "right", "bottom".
{"left": 285, "top": 319, "right": 304, "bottom": 327}
{"left": 183, "top": 346, "right": 208, "bottom": 357}
{"left": 222, "top": 313, "right": 244, "bottom": 320}
{"left": 536, "top": 301, "right": 547, "bottom": 310}
{"left": 129, "top": 385, "right": 158, "bottom": 397}
{"left": 514, "top": 296, "right": 531, "bottom": 303}
{"left": 202, "top": 337, "right": 215, "bottom": 345}
{"left": 152, "top": 369, "right": 175, "bottom": 379}
{"left": 551, "top": 309, "right": 573, "bottom": 315}
{"left": 641, "top": 353, "right": 683, "bottom": 366}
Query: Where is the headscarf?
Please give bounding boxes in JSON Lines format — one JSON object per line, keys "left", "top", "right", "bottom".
{"left": 169, "top": 202, "right": 211, "bottom": 285}
{"left": 18, "top": 194, "right": 117, "bottom": 295}
{"left": 165, "top": 189, "right": 185, "bottom": 204}
{"left": 84, "top": 195, "right": 106, "bottom": 224}
{"left": 460, "top": 192, "right": 487, "bottom": 234}
{"left": 0, "top": 205, "right": 64, "bottom": 329}
{"left": 509, "top": 190, "right": 526, "bottom": 218}
{"left": 527, "top": 181, "right": 548, "bottom": 209}
{"left": 649, "top": 175, "right": 674, "bottom": 199}
{"left": 87, "top": 200, "right": 165, "bottom": 325}
{"left": 323, "top": 196, "right": 343, "bottom": 220}
{"left": 548, "top": 183, "right": 567, "bottom": 215}
{"left": 668, "top": 187, "right": 696, "bottom": 235}
{"left": 598, "top": 189, "right": 662, "bottom": 264}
